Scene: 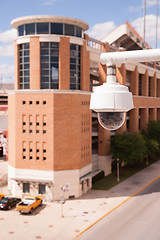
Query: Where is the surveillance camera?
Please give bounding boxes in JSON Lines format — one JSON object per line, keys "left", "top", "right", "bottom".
{"left": 90, "top": 82, "right": 134, "bottom": 131}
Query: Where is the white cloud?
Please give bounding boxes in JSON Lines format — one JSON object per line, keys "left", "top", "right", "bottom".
{"left": 129, "top": 0, "right": 158, "bottom": 12}
{"left": 88, "top": 21, "right": 116, "bottom": 40}
{"left": 0, "top": 44, "right": 14, "bottom": 57}
{"left": 131, "top": 14, "right": 160, "bottom": 47}
{"left": 43, "top": 0, "right": 58, "bottom": 5}
{"left": 0, "top": 29, "right": 16, "bottom": 43}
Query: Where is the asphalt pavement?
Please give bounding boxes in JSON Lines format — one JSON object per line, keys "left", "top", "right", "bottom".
{"left": 0, "top": 160, "right": 160, "bottom": 240}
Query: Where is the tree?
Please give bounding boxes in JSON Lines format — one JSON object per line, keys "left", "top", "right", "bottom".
{"left": 145, "top": 121, "right": 160, "bottom": 146}
{"left": 111, "top": 132, "right": 147, "bottom": 165}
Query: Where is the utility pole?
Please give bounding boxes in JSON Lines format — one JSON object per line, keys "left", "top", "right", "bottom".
{"left": 156, "top": 0, "right": 159, "bottom": 48}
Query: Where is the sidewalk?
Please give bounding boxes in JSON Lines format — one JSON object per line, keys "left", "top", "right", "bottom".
{"left": 0, "top": 160, "right": 160, "bottom": 240}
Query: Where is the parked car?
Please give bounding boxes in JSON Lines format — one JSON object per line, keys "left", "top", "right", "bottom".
{"left": 0, "top": 193, "right": 4, "bottom": 200}
{"left": 16, "top": 195, "right": 43, "bottom": 214}
{"left": 0, "top": 197, "right": 21, "bottom": 210}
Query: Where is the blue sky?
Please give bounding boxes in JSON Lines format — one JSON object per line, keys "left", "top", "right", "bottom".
{"left": 0, "top": 0, "right": 159, "bottom": 82}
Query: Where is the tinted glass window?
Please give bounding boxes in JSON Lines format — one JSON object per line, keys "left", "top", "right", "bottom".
{"left": 65, "top": 24, "right": 74, "bottom": 36}
{"left": 23, "top": 183, "right": 30, "bottom": 193}
{"left": 18, "top": 25, "right": 24, "bottom": 36}
{"left": 26, "top": 23, "right": 35, "bottom": 35}
{"left": 37, "top": 23, "right": 49, "bottom": 34}
{"left": 40, "top": 42, "right": 59, "bottom": 89}
{"left": 76, "top": 26, "right": 82, "bottom": 38}
{"left": 51, "top": 23, "right": 63, "bottom": 35}
{"left": 19, "top": 43, "right": 30, "bottom": 89}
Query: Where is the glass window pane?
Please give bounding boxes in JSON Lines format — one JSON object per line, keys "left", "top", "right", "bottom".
{"left": 70, "top": 64, "right": 76, "bottom": 70}
{"left": 41, "top": 77, "right": 49, "bottom": 83}
{"left": 18, "top": 25, "right": 24, "bottom": 36}
{"left": 65, "top": 24, "right": 74, "bottom": 36}
{"left": 51, "top": 42, "right": 59, "bottom": 48}
{"left": 76, "top": 26, "right": 82, "bottom": 38}
{"left": 24, "top": 43, "right": 29, "bottom": 49}
{"left": 38, "top": 184, "right": 46, "bottom": 194}
{"left": 24, "top": 77, "right": 29, "bottom": 82}
{"left": 41, "top": 69, "right": 49, "bottom": 76}
{"left": 26, "top": 23, "right": 35, "bottom": 35}
{"left": 24, "top": 64, "right": 29, "bottom": 69}
{"left": 24, "top": 50, "right": 29, "bottom": 56}
{"left": 70, "top": 58, "right": 76, "bottom": 64}
{"left": 24, "top": 84, "right": 29, "bottom": 89}
{"left": 51, "top": 83, "right": 59, "bottom": 89}
{"left": 41, "top": 49, "right": 49, "bottom": 55}
{"left": 41, "top": 56, "right": 49, "bottom": 62}
{"left": 37, "top": 23, "right": 49, "bottom": 34}
{"left": 41, "top": 42, "right": 49, "bottom": 48}
{"left": 51, "top": 56, "right": 58, "bottom": 62}
{"left": 50, "top": 49, "right": 59, "bottom": 56}
{"left": 24, "top": 57, "right": 29, "bottom": 63}
{"left": 41, "top": 83, "right": 49, "bottom": 89}
{"left": 23, "top": 183, "right": 30, "bottom": 193}
{"left": 51, "top": 23, "right": 63, "bottom": 35}
{"left": 41, "top": 63, "right": 49, "bottom": 69}
{"left": 51, "top": 67, "right": 58, "bottom": 80}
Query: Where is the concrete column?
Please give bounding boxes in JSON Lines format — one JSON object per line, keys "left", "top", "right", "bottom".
{"left": 157, "top": 108, "right": 160, "bottom": 121}
{"left": 142, "top": 70, "right": 148, "bottom": 96}
{"left": 116, "top": 64, "right": 126, "bottom": 85}
{"left": 140, "top": 108, "right": 148, "bottom": 131}
{"left": 149, "top": 108, "right": 156, "bottom": 122}
{"left": 98, "top": 124, "right": 110, "bottom": 156}
{"left": 129, "top": 108, "right": 139, "bottom": 133}
{"left": 30, "top": 37, "right": 40, "bottom": 89}
{"left": 150, "top": 73, "right": 156, "bottom": 97}
{"left": 99, "top": 63, "right": 106, "bottom": 85}
{"left": 59, "top": 37, "right": 70, "bottom": 90}
{"left": 130, "top": 66, "right": 139, "bottom": 95}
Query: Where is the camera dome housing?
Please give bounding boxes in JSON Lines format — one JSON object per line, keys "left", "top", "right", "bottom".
{"left": 90, "top": 82, "right": 134, "bottom": 130}
{"left": 98, "top": 112, "right": 126, "bottom": 131}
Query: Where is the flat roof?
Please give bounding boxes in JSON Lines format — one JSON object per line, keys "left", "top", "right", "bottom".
{"left": 11, "top": 15, "right": 89, "bottom": 31}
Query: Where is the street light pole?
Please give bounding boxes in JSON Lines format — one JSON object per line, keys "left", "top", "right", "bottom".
{"left": 117, "top": 158, "right": 120, "bottom": 182}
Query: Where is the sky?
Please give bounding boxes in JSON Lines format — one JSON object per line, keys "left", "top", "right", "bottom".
{"left": 0, "top": 0, "right": 160, "bottom": 82}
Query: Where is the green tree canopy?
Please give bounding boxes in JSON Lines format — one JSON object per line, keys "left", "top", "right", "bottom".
{"left": 145, "top": 121, "right": 160, "bottom": 145}
{"left": 111, "top": 132, "right": 147, "bottom": 165}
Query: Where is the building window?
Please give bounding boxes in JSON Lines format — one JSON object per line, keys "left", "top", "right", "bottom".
{"left": 18, "top": 23, "right": 82, "bottom": 38}
{"left": 26, "top": 23, "right": 35, "bottom": 35}
{"left": 38, "top": 184, "right": 46, "bottom": 194}
{"left": 23, "top": 183, "right": 30, "bottom": 193}
{"left": 65, "top": 24, "right": 74, "bottom": 36}
{"left": 19, "top": 43, "right": 30, "bottom": 89}
{"left": 148, "top": 77, "right": 151, "bottom": 96}
{"left": 139, "top": 74, "right": 142, "bottom": 96}
{"left": 70, "top": 44, "right": 80, "bottom": 90}
{"left": 40, "top": 42, "right": 59, "bottom": 89}
{"left": 22, "top": 101, "right": 26, "bottom": 104}
{"left": 18, "top": 25, "right": 24, "bottom": 36}
{"left": 51, "top": 23, "right": 63, "bottom": 35}
{"left": 43, "top": 101, "right": 46, "bottom": 104}
{"left": 37, "top": 23, "right": 49, "bottom": 34}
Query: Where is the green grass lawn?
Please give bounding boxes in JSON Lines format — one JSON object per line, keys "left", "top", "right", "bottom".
{"left": 92, "top": 163, "right": 148, "bottom": 191}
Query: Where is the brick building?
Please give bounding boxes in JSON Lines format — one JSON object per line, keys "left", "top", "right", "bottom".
{"left": 8, "top": 16, "right": 160, "bottom": 201}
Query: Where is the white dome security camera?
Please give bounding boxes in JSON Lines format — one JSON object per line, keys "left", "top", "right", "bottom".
{"left": 90, "top": 49, "right": 160, "bottom": 130}
{"left": 90, "top": 81, "right": 134, "bottom": 130}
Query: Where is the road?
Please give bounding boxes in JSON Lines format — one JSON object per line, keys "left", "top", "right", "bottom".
{"left": 78, "top": 177, "right": 160, "bottom": 240}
